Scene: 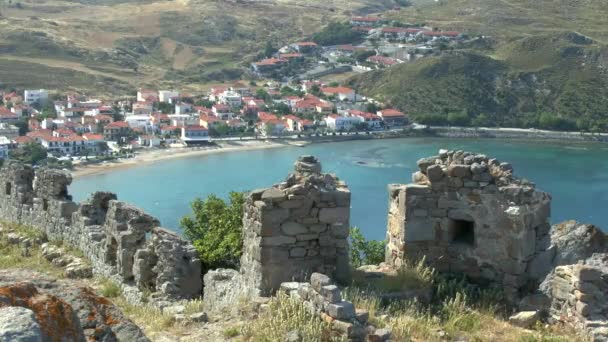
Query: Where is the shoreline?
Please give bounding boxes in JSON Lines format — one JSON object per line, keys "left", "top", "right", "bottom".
{"left": 71, "top": 127, "right": 608, "bottom": 178}
{"left": 71, "top": 140, "right": 308, "bottom": 178}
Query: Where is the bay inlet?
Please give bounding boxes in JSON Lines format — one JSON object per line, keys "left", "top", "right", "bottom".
{"left": 70, "top": 138, "right": 608, "bottom": 240}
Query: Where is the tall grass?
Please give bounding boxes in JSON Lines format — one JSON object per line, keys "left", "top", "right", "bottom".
{"left": 242, "top": 292, "right": 345, "bottom": 342}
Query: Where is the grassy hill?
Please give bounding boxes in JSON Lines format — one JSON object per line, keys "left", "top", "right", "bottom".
{"left": 0, "top": 0, "right": 397, "bottom": 95}
{"left": 350, "top": 0, "right": 608, "bottom": 131}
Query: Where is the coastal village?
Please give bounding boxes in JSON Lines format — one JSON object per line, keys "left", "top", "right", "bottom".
{"left": 0, "top": 13, "right": 468, "bottom": 168}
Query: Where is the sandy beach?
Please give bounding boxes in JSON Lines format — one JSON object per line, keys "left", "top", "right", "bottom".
{"left": 71, "top": 139, "right": 308, "bottom": 178}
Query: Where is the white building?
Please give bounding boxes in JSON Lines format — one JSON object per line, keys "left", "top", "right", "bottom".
{"left": 24, "top": 89, "right": 49, "bottom": 105}
{"left": 158, "top": 90, "right": 179, "bottom": 103}
{"left": 181, "top": 126, "right": 210, "bottom": 144}
{"left": 219, "top": 90, "right": 242, "bottom": 107}
{"left": 169, "top": 114, "right": 198, "bottom": 127}
{"left": 0, "top": 137, "right": 10, "bottom": 159}
{"left": 125, "top": 115, "right": 153, "bottom": 130}
{"left": 175, "top": 102, "right": 193, "bottom": 115}
{"left": 324, "top": 114, "right": 362, "bottom": 131}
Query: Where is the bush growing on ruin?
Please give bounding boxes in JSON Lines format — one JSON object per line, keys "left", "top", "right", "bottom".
{"left": 181, "top": 192, "right": 245, "bottom": 272}
{"left": 349, "top": 227, "right": 385, "bottom": 267}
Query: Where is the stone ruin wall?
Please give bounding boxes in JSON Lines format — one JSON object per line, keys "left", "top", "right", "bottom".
{"left": 0, "top": 162, "right": 202, "bottom": 303}
{"left": 240, "top": 155, "right": 351, "bottom": 296}
{"left": 386, "top": 149, "right": 552, "bottom": 299}
{"left": 539, "top": 254, "right": 608, "bottom": 340}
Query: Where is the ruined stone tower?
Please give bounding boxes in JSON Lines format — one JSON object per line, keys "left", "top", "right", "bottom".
{"left": 240, "top": 156, "right": 351, "bottom": 296}
{"left": 386, "top": 150, "right": 551, "bottom": 298}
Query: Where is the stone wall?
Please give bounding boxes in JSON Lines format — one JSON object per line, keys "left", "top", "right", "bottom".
{"left": 240, "top": 156, "right": 351, "bottom": 296}
{"left": 386, "top": 150, "right": 552, "bottom": 299}
{"left": 0, "top": 162, "right": 201, "bottom": 302}
{"left": 539, "top": 254, "right": 608, "bottom": 341}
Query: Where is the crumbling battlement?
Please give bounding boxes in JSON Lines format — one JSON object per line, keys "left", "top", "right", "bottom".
{"left": 386, "top": 150, "right": 552, "bottom": 299}
{"left": 0, "top": 162, "right": 202, "bottom": 302}
{"left": 240, "top": 155, "right": 351, "bottom": 296}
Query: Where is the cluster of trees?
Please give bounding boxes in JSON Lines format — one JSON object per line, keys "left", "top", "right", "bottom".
{"left": 412, "top": 110, "right": 601, "bottom": 132}
{"left": 181, "top": 193, "right": 387, "bottom": 273}
{"left": 312, "top": 22, "right": 363, "bottom": 46}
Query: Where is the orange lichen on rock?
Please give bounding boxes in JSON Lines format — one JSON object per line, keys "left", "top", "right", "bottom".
{"left": 0, "top": 283, "right": 81, "bottom": 342}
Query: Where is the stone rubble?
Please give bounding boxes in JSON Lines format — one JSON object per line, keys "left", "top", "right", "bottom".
{"left": 0, "top": 162, "right": 202, "bottom": 304}
{"left": 279, "top": 273, "right": 391, "bottom": 342}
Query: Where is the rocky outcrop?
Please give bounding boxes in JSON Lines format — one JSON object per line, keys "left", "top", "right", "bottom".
{"left": 0, "top": 269, "right": 149, "bottom": 341}
{"left": 278, "top": 273, "right": 391, "bottom": 342}
{"left": 0, "top": 162, "right": 202, "bottom": 303}
{"left": 386, "top": 150, "right": 551, "bottom": 299}
{"left": 527, "top": 221, "right": 607, "bottom": 281}
{"left": 240, "top": 155, "right": 351, "bottom": 296}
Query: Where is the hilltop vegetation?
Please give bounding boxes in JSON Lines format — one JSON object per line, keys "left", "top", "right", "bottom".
{"left": 350, "top": 0, "right": 608, "bottom": 131}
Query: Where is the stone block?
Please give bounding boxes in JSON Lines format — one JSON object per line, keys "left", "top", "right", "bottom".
{"left": 262, "top": 236, "right": 297, "bottom": 246}
{"left": 404, "top": 184, "right": 431, "bottom": 196}
{"left": 330, "top": 224, "right": 349, "bottom": 238}
{"left": 311, "top": 273, "right": 332, "bottom": 292}
{"left": 261, "top": 188, "right": 286, "bottom": 202}
{"left": 296, "top": 233, "right": 319, "bottom": 241}
{"left": 326, "top": 301, "right": 355, "bottom": 320}
{"left": 281, "top": 222, "right": 308, "bottom": 236}
{"left": 320, "top": 285, "right": 341, "bottom": 303}
{"left": 319, "top": 207, "right": 349, "bottom": 224}
{"left": 508, "top": 311, "right": 540, "bottom": 328}
{"left": 448, "top": 164, "right": 471, "bottom": 178}
{"left": 355, "top": 309, "right": 369, "bottom": 324}
{"left": 426, "top": 164, "right": 444, "bottom": 182}
{"left": 290, "top": 247, "right": 307, "bottom": 258}
{"left": 309, "top": 224, "right": 328, "bottom": 233}
{"left": 404, "top": 219, "right": 435, "bottom": 242}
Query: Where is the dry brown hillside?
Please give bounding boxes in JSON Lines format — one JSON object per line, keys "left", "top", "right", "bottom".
{"left": 0, "top": 0, "right": 395, "bottom": 95}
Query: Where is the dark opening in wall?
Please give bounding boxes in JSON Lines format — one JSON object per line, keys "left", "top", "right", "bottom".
{"left": 449, "top": 219, "right": 475, "bottom": 246}
{"left": 43, "top": 199, "right": 48, "bottom": 211}
{"left": 5, "top": 182, "right": 11, "bottom": 196}
{"left": 106, "top": 238, "right": 118, "bottom": 266}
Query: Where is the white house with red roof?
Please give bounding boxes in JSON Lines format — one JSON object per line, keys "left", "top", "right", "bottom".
{"left": 0, "top": 107, "right": 19, "bottom": 124}
{"left": 137, "top": 89, "right": 158, "bottom": 102}
{"left": 132, "top": 101, "right": 154, "bottom": 115}
{"left": 367, "top": 56, "right": 400, "bottom": 67}
{"left": 324, "top": 114, "right": 362, "bottom": 131}
{"left": 320, "top": 86, "right": 356, "bottom": 102}
{"left": 211, "top": 104, "right": 234, "bottom": 120}
{"left": 181, "top": 125, "right": 210, "bottom": 144}
{"left": 103, "top": 121, "right": 131, "bottom": 142}
{"left": 377, "top": 109, "right": 408, "bottom": 127}
{"left": 349, "top": 110, "right": 383, "bottom": 130}
{"left": 292, "top": 41, "right": 318, "bottom": 53}
{"left": 350, "top": 16, "right": 383, "bottom": 27}
{"left": 218, "top": 90, "right": 242, "bottom": 107}
{"left": 158, "top": 90, "right": 179, "bottom": 103}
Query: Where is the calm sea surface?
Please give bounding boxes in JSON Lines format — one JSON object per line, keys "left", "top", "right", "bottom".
{"left": 70, "top": 138, "right": 608, "bottom": 240}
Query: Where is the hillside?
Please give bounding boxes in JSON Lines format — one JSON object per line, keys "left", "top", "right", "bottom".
{"left": 351, "top": 0, "right": 608, "bottom": 131}
{"left": 0, "top": 0, "right": 397, "bottom": 95}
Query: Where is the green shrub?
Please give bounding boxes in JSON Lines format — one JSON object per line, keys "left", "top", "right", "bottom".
{"left": 181, "top": 192, "right": 245, "bottom": 272}
{"left": 349, "top": 227, "right": 385, "bottom": 267}
{"left": 100, "top": 279, "right": 121, "bottom": 298}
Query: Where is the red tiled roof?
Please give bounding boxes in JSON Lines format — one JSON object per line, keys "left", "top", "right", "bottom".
{"left": 255, "top": 57, "right": 288, "bottom": 66}
{"left": 367, "top": 56, "right": 398, "bottom": 65}
{"left": 421, "top": 31, "right": 460, "bottom": 37}
{"left": 83, "top": 133, "right": 104, "bottom": 141}
{"left": 280, "top": 53, "right": 303, "bottom": 59}
{"left": 105, "top": 121, "right": 129, "bottom": 129}
{"left": 14, "top": 136, "right": 34, "bottom": 144}
{"left": 184, "top": 125, "right": 208, "bottom": 131}
{"left": 321, "top": 86, "right": 354, "bottom": 95}
{"left": 295, "top": 42, "right": 318, "bottom": 47}
{"left": 379, "top": 109, "right": 405, "bottom": 117}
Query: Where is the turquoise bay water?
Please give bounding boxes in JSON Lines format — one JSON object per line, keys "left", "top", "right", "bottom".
{"left": 70, "top": 138, "right": 608, "bottom": 240}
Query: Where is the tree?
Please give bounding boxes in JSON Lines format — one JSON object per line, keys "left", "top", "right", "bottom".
{"left": 349, "top": 227, "right": 385, "bottom": 268}
{"left": 447, "top": 111, "right": 470, "bottom": 126}
{"left": 156, "top": 102, "right": 174, "bottom": 114}
{"left": 181, "top": 192, "right": 246, "bottom": 272}
{"left": 256, "top": 88, "right": 271, "bottom": 102}
{"left": 264, "top": 122, "right": 276, "bottom": 137}
{"left": 366, "top": 103, "right": 380, "bottom": 114}
{"left": 264, "top": 40, "right": 277, "bottom": 58}
{"left": 9, "top": 143, "right": 47, "bottom": 165}
{"left": 195, "top": 99, "right": 214, "bottom": 108}
{"left": 312, "top": 21, "right": 362, "bottom": 46}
